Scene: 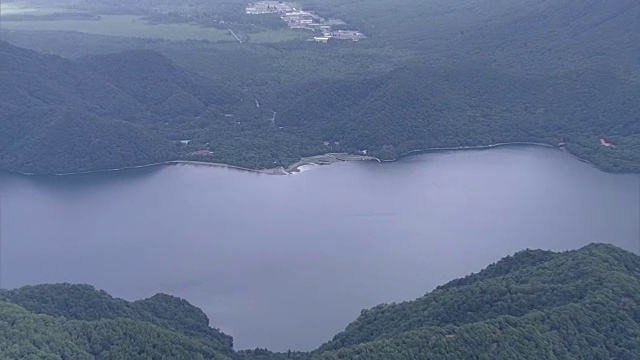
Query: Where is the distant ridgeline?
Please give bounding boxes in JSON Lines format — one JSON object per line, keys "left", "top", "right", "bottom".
{"left": 1, "top": 243, "right": 640, "bottom": 359}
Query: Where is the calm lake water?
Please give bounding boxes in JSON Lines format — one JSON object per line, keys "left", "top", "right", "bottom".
{"left": 0, "top": 146, "right": 638, "bottom": 351}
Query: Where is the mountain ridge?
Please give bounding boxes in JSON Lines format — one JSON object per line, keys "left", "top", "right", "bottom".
{"left": 2, "top": 243, "right": 640, "bottom": 359}
{"left": 1, "top": 0, "right": 639, "bottom": 173}
{"left": 0, "top": 41, "right": 251, "bottom": 174}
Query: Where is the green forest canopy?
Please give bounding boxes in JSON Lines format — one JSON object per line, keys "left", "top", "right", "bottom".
{"left": 1, "top": 0, "right": 639, "bottom": 173}
{"left": 1, "top": 243, "right": 640, "bottom": 359}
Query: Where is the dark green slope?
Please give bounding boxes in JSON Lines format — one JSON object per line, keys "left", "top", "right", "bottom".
{"left": 0, "top": 41, "right": 253, "bottom": 174}
{"left": 0, "top": 105, "right": 174, "bottom": 174}
{"left": 312, "top": 244, "right": 640, "bottom": 359}
{"left": 453, "top": 0, "right": 640, "bottom": 74}
{"left": 2, "top": 0, "right": 639, "bottom": 173}
{"left": 271, "top": 0, "right": 640, "bottom": 171}
{"left": 302, "top": 0, "right": 639, "bottom": 74}
{"left": 276, "top": 63, "right": 640, "bottom": 171}
{"left": 0, "top": 42, "right": 173, "bottom": 174}
{"left": 2, "top": 244, "right": 639, "bottom": 359}
{"left": 0, "top": 41, "right": 316, "bottom": 173}
{"left": 78, "top": 49, "right": 243, "bottom": 116}
{"left": 2, "top": 283, "right": 233, "bottom": 354}
{"left": 0, "top": 41, "right": 156, "bottom": 123}
{"left": 0, "top": 300, "right": 231, "bottom": 360}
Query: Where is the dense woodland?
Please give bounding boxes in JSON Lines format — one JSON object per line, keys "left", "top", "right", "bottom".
{"left": 1, "top": 1, "right": 639, "bottom": 358}
{"left": 1, "top": 244, "right": 639, "bottom": 359}
{"left": 0, "top": 285, "right": 233, "bottom": 359}
{"left": 0, "top": 0, "right": 638, "bottom": 173}
{"left": 1, "top": 0, "right": 639, "bottom": 173}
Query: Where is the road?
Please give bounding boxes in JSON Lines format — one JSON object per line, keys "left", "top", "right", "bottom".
{"left": 228, "top": 29, "right": 242, "bottom": 43}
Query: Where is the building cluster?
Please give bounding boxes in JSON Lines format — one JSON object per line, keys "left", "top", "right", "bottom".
{"left": 317, "top": 30, "right": 365, "bottom": 42}
{"left": 245, "top": 1, "right": 293, "bottom": 14}
{"left": 283, "top": 10, "right": 326, "bottom": 31}
{"left": 246, "top": 1, "right": 365, "bottom": 42}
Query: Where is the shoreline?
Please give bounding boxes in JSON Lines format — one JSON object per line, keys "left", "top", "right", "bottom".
{"left": 0, "top": 142, "right": 624, "bottom": 177}
{"left": 167, "top": 161, "right": 288, "bottom": 175}
{"left": 388, "top": 142, "right": 604, "bottom": 169}
{"left": 3, "top": 160, "right": 289, "bottom": 177}
{"left": 391, "top": 142, "right": 556, "bottom": 160}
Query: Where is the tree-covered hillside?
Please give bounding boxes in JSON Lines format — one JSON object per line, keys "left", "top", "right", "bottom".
{"left": 1, "top": 0, "right": 639, "bottom": 173}
{"left": 315, "top": 244, "right": 640, "bottom": 359}
{"left": 1, "top": 244, "right": 639, "bottom": 359}
{"left": 0, "top": 41, "right": 324, "bottom": 173}
{"left": 0, "top": 284, "right": 234, "bottom": 359}
{"left": 239, "top": 244, "right": 640, "bottom": 360}
{"left": 0, "top": 41, "right": 269, "bottom": 174}
{"left": 299, "top": 0, "right": 640, "bottom": 75}
{"left": 275, "top": 63, "right": 640, "bottom": 171}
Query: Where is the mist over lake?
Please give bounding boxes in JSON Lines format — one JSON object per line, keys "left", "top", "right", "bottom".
{"left": 1, "top": 146, "right": 638, "bottom": 351}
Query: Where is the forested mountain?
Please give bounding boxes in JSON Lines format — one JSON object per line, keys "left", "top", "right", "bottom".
{"left": 0, "top": 299, "right": 232, "bottom": 359}
{"left": 315, "top": 243, "right": 640, "bottom": 359}
{"left": 0, "top": 41, "right": 250, "bottom": 174}
{"left": 240, "top": 243, "right": 640, "bottom": 360}
{"left": 276, "top": 63, "right": 640, "bottom": 170}
{"left": 1, "top": 0, "right": 639, "bottom": 173}
{"left": 77, "top": 50, "right": 242, "bottom": 117}
{"left": 1, "top": 244, "right": 639, "bottom": 359}
{"left": 271, "top": 0, "right": 640, "bottom": 170}
{"left": 2, "top": 284, "right": 233, "bottom": 353}
{"left": 0, "top": 285, "right": 235, "bottom": 359}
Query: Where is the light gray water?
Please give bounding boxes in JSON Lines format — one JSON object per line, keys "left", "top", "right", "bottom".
{"left": 0, "top": 146, "right": 638, "bottom": 351}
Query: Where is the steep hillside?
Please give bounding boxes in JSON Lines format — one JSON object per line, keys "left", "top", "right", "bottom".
{"left": 239, "top": 243, "right": 640, "bottom": 360}
{"left": 2, "top": 283, "right": 233, "bottom": 353}
{"left": 0, "top": 41, "right": 250, "bottom": 174}
{"left": 276, "top": 62, "right": 640, "bottom": 171}
{"left": 2, "top": 0, "right": 639, "bottom": 173}
{"left": 320, "top": 244, "right": 640, "bottom": 353}
{"left": 0, "top": 300, "right": 232, "bottom": 359}
{"left": 0, "top": 105, "right": 174, "bottom": 174}
{"left": 0, "top": 284, "right": 238, "bottom": 359}
{"left": 78, "top": 49, "right": 242, "bottom": 116}
{"left": 272, "top": 0, "right": 640, "bottom": 171}
{"left": 2, "top": 244, "right": 639, "bottom": 359}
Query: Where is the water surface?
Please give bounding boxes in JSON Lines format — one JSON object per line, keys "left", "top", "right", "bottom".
{"left": 0, "top": 146, "right": 638, "bottom": 351}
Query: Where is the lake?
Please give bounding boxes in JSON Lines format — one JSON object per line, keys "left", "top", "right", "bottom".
{"left": 0, "top": 146, "right": 638, "bottom": 351}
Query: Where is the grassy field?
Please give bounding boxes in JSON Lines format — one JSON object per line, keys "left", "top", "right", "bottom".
{"left": 246, "top": 29, "right": 309, "bottom": 43}
{"left": 1, "top": 2, "right": 35, "bottom": 15}
{"left": 1, "top": 15, "right": 237, "bottom": 42}
{"left": 1, "top": 14, "right": 308, "bottom": 43}
{"left": 0, "top": 2, "right": 68, "bottom": 15}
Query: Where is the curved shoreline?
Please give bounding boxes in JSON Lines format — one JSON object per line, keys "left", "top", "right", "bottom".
{"left": 0, "top": 142, "right": 621, "bottom": 177}
{"left": 391, "top": 142, "right": 557, "bottom": 160}
{"left": 4, "top": 160, "right": 289, "bottom": 177}
{"left": 387, "top": 142, "right": 605, "bottom": 170}
{"left": 387, "top": 142, "right": 596, "bottom": 167}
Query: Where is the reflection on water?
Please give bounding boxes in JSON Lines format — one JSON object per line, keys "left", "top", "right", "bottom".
{"left": 0, "top": 146, "right": 638, "bottom": 351}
